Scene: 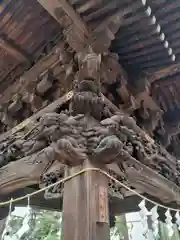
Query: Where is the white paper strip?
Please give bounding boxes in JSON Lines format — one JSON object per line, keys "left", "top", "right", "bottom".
{"left": 138, "top": 200, "right": 150, "bottom": 238}
{"left": 151, "top": 205, "right": 159, "bottom": 238}
{"left": 165, "top": 209, "right": 174, "bottom": 237}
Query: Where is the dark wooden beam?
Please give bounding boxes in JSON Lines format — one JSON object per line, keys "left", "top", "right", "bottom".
{"left": 37, "top": 0, "right": 89, "bottom": 36}
{"left": 0, "top": 90, "right": 123, "bottom": 142}
{"left": 0, "top": 91, "right": 73, "bottom": 141}
{"left": 37, "top": 0, "right": 122, "bottom": 53}
{"left": 0, "top": 35, "right": 30, "bottom": 62}
{"left": 108, "top": 160, "right": 180, "bottom": 205}
{"left": 0, "top": 40, "right": 63, "bottom": 103}
{"left": 37, "top": 0, "right": 179, "bottom": 90}
{"left": 37, "top": 0, "right": 160, "bottom": 113}
{"left": 148, "top": 62, "right": 180, "bottom": 83}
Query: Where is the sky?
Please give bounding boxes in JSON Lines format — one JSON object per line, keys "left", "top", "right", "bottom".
{"left": 12, "top": 207, "right": 27, "bottom": 217}
{"left": 126, "top": 212, "right": 146, "bottom": 240}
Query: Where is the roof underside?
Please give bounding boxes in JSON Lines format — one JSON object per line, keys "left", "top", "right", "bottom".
{"left": 0, "top": 0, "right": 62, "bottom": 92}
{"left": 0, "top": 0, "right": 179, "bottom": 80}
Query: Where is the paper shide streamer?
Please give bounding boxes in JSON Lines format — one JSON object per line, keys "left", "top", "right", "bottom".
{"left": 138, "top": 199, "right": 180, "bottom": 239}
{"left": 2, "top": 196, "right": 34, "bottom": 240}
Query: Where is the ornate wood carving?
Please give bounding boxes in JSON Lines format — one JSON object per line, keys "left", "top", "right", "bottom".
{"left": 0, "top": 34, "right": 179, "bottom": 206}
{"left": 0, "top": 105, "right": 180, "bottom": 203}
{"left": 0, "top": 42, "right": 76, "bottom": 133}
{"left": 36, "top": 71, "right": 55, "bottom": 95}
{"left": 39, "top": 161, "right": 65, "bottom": 199}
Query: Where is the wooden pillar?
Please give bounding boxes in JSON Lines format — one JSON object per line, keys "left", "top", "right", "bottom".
{"left": 63, "top": 163, "right": 109, "bottom": 240}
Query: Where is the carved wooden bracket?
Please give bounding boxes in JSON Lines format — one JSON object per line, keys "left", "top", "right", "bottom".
{"left": 0, "top": 108, "right": 179, "bottom": 205}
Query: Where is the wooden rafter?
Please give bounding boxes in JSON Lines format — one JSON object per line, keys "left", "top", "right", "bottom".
{"left": 0, "top": 35, "right": 30, "bottom": 62}
{"left": 36, "top": 1, "right": 179, "bottom": 87}
{"left": 37, "top": 0, "right": 159, "bottom": 104}
{"left": 37, "top": 0, "right": 89, "bottom": 36}
{"left": 0, "top": 40, "right": 65, "bottom": 103}
{"left": 37, "top": 0, "right": 123, "bottom": 54}
{"left": 148, "top": 62, "right": 180, "bottom": 83}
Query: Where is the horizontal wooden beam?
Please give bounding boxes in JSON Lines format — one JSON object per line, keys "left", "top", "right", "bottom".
{"left": 0, "top": 187, "right": 63, "bottom": 220}
{"left": 108, "top": 158, "right": 180, "bottom": 204}
{"left": 110, "top": 195, "right": 178, "bottom": 223}
{"left": 0, "top": 90, "right": 179, "bottom": 220}
{"left": 37, "top": 0, "right": 178, "bottom": 92}
{"left": 37, "top": 0, "right": 159, "bottom": 114}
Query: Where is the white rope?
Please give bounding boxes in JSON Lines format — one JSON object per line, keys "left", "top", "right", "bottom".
{"left": 0, "top": 168, "right": 180, "bottom": 212}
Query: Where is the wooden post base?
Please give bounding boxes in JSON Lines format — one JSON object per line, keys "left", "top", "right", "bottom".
{"left": 63, "top": 164, "right": 109, "bottom": 240}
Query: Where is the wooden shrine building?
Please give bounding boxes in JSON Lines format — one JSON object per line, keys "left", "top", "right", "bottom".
{"left": 1, "top": 0, "right": 180, "bottom": 239}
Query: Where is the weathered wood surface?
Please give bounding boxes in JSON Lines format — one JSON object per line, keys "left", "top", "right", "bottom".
{"left": 0, "top": 41, "right": 63, "bottom": 103}
{"left": 63, "top": 162, "right": 109, "bottom": 240}
{"left": 0, "top": 91, "right": 73, "bottom": 142}
{"left": 0, "top": 1, "right": 163, "bottom": 148}
{"left": 0, "top": 35, "right": 29, "bottom": 63}
{"left": 37, "top": 0, "right": 89, "bottom": 36}
{"left": 0, "top": 38, "right": 76, "bottom": 134}
{"left": 0, "top": 90, "right": 119, "bottom": 142}
{"left": 0, "top": 186, "right": 111, "bottom": 228}
{"left": 38, "top": 0, "right": 165, "bottom": 145}
{"left": 108, "top": 159, "right": 180, "bottom": 204}
{"left": 37, "top": 0, "right": 121, "bottom": 54}
{"left": 0, "top": 108, "right": 179, "bottom": 204}
{"left": 0, "top": 3, "right": 180, "bottom": 231}
{"left": 149, "top": 62, "right": 180, "bottom": 83}
{"left": 0, "top": 148, "right": 64, "bottom": 194}
{"left": 0, "top": 46, "right": 178, "bottom": 205}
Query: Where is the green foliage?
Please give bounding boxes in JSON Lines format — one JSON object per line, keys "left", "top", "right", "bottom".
{"left": 7, "top": 210, "right": 63, "bottom": 240}
{"left": 159, "top": 222, "right": 180, "bottom": 240}
{"left": 9, "top": 216, "right": 22, "bottom": 235}
{"left": 5, "top": 210, "right": 180, "bottom": 240}
{"left": 110, "top": 216, "right": 130, "bottom": 240}
{"left": 9, "top": 210, "right": 129, "bottom": 240}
